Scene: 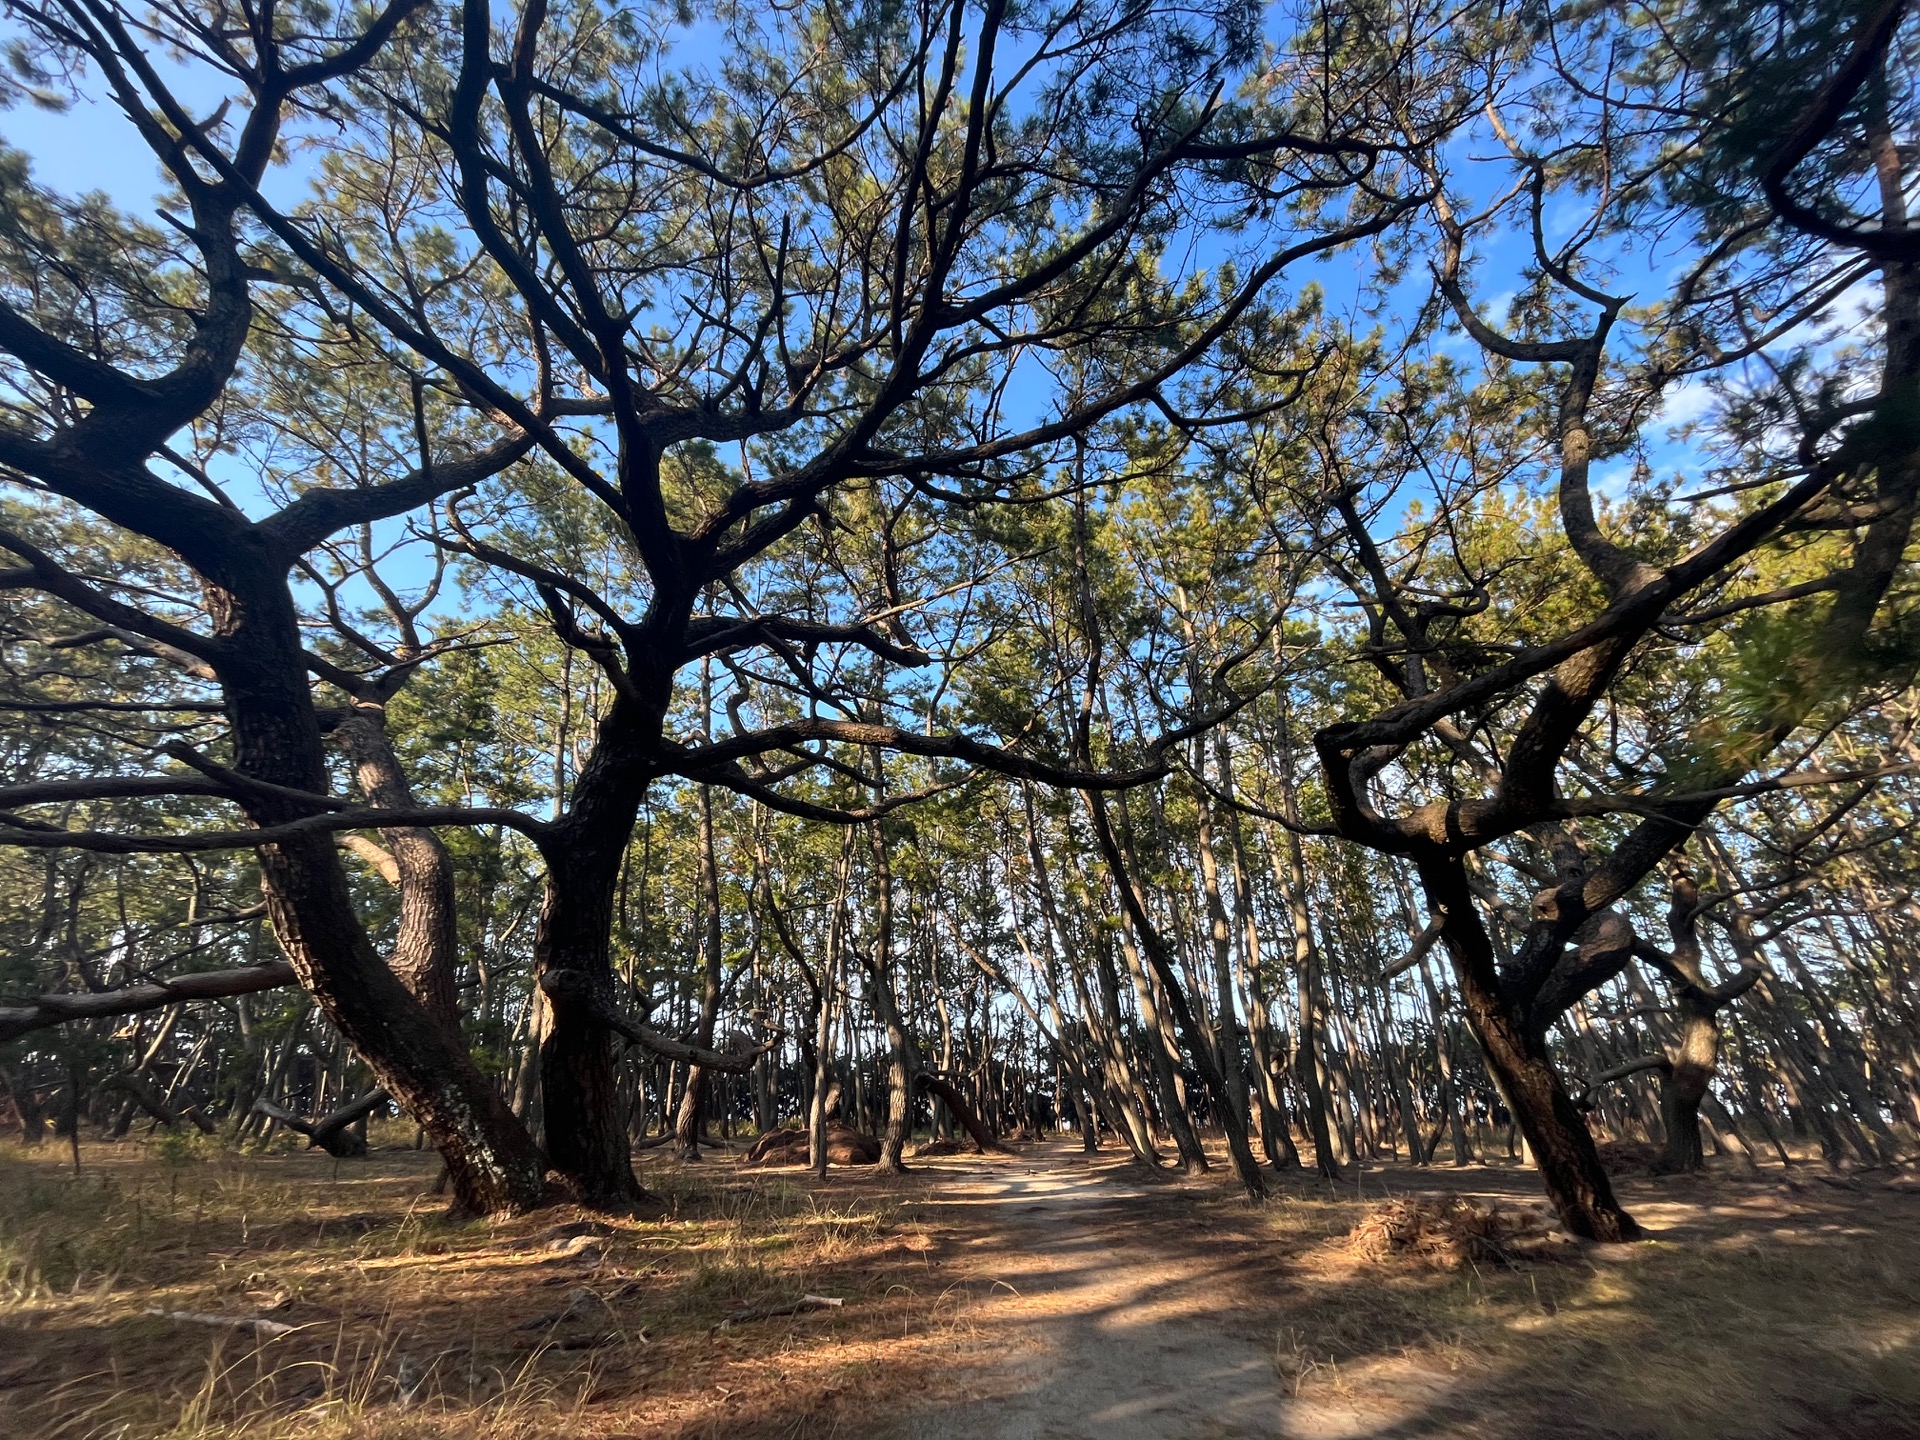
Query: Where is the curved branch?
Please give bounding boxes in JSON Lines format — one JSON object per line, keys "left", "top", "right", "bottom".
{"left": 538, "top": 969, "right": 777, "bottom": 1071}
{"left": 0, "top": 801, "right": 551, "bottom": 853}
{"left": 0, "top": 960, "right": 295, "bottom": 1043}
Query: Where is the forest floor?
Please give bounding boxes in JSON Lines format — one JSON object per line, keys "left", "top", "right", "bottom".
{"left": 2, "top": 1132, "right": 1917, "bottom": 1440}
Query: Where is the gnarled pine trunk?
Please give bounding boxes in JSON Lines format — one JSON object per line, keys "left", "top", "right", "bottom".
{"left": 1419, "top": 856, "right": 1639, "bottom": 1241}
{"left": 216, "top": 565, "right": 544, "bottom": 1214}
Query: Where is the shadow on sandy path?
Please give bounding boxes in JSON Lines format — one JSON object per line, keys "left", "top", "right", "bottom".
{"left": 871, "top": 1154, "right": 1455, "bottom": 1440}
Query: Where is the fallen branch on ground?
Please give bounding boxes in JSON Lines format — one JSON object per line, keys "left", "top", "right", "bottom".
{"left": 713, "top": 1293, "right": 843, "bottom": 1332}
{"left": 145, "top": 1307, "right": 299, "bottom": 1339}
{"left": 253, "top": 1089, "right": 390, "bottom": 1157}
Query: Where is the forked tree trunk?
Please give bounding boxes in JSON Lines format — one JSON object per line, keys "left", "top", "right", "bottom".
{"left": 1658, "top": 997, "right": 1718, "bottom": 1174}
{"left": 1419, "top": 857, "right": 1639, "bottom": 1241}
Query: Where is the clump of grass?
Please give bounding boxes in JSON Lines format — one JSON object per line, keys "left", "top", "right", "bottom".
{"left": 0, "top": 1147, "right": 146, "bottom": 1298}
{"left": 0, "top": 1137, "right": 326, "bottom": 1299}
{"left": 641, "top": 1167, "right": 895, "bottom": 1267}
{"left": 609, "top": 1170, "right": 900, "bottom": 1343}
{"left": 32, "top": 1322, "right": 599, "bottom": 1440}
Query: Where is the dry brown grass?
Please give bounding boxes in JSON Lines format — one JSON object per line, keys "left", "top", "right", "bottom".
{"left": 1149, "top": 1151, "right": 1920, "bottom": 1440}
{"left": 6, "top": 1133, "right": 1918, "bottom": 1439}
{"left": 1343, "top": 1191, "right": 1562, "bottom": 1269}
{"left": 0, "top": 1134, "right": 995, "bottom": 1440}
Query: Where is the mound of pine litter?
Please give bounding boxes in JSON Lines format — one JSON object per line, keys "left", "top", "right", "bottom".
{"left": 1346, "top": 1193, "right": 1570, "bottom": 1268}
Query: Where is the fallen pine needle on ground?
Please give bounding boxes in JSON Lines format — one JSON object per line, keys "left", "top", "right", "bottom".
{"left": 1, "top": 1133, "right": 1916, "bottom": 1439}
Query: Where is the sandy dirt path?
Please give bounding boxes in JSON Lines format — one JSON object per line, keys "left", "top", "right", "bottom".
{"left": 875, "top": 1154, "right": 1437, "bottom": 1440}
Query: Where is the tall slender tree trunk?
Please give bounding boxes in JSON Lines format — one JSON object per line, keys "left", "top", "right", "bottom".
{"left": 864, "top": 815, "right": 915, "bottom": 1172}
{"left": 1213, "top": 734, "right": 1300, "bottom": 1168}
{"left": 676, "top": 782, "right": 726, "bottom": 1160}
{"left": 1421, "top": 963, "right": 1473, "bottom": 1164}
{"left": 1085, "top": 791, "right": 1266, "bottom": 1198}
{"left": 1085, "top": 932, "right": 1165, "bottom": 1163}
{"left": 811, "top": 836, "right": 856, "bottom": 1177}
{"left": 1106, "top": 868, "right": 1209, "bottom": 1173}
{"left": 1269, "top": 821, "right": 1342, "bottom": 1179}
{"left": 1194, "top": 778, "right": 1256, "bottom": 1171}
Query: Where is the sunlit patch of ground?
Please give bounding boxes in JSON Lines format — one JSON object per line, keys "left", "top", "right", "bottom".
{"left": 4, "top": 1133, "right": 1917, "bottom": 1439}
{"left": 1115, "top": 1148, "right": 1920, "bottom": 1440}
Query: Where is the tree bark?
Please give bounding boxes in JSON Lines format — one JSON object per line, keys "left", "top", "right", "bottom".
{"left": 214, "top": 565, "right": 544, "bottom": 1214}
{"left": 864, "top": 816, "right": 916, "bottom": 1173}
{"left": 675, "top": 782, "right": 726, "bottom": 1160}
{"left": 530, "top": 694, "right": 658, "bottom": 1203}
{"left": 332, "top": 708, "right": 460, "bottom": 1029}
{"left": 1657, "top": 997, "right": 1716, "bottom": 1174}
{"left": 1419, "top": 855, "right": 1640, "bottom": 1240}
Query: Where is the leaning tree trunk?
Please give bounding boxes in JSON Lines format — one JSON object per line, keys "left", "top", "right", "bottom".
{"left": 1639, "top": 853, "right": 1764, "bottom": 1174}
{"left": 915, "top": 1072, "right": 1006, "bottom": 1154}
{"left": 217, "top": 574, "right": 545, "bottom": 1214}
{"left": 256, "top": 824, "right": 545, "bottom": 1210}
{"left": 1419, "top": 856, "right": 1640, "bottom": 1241}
